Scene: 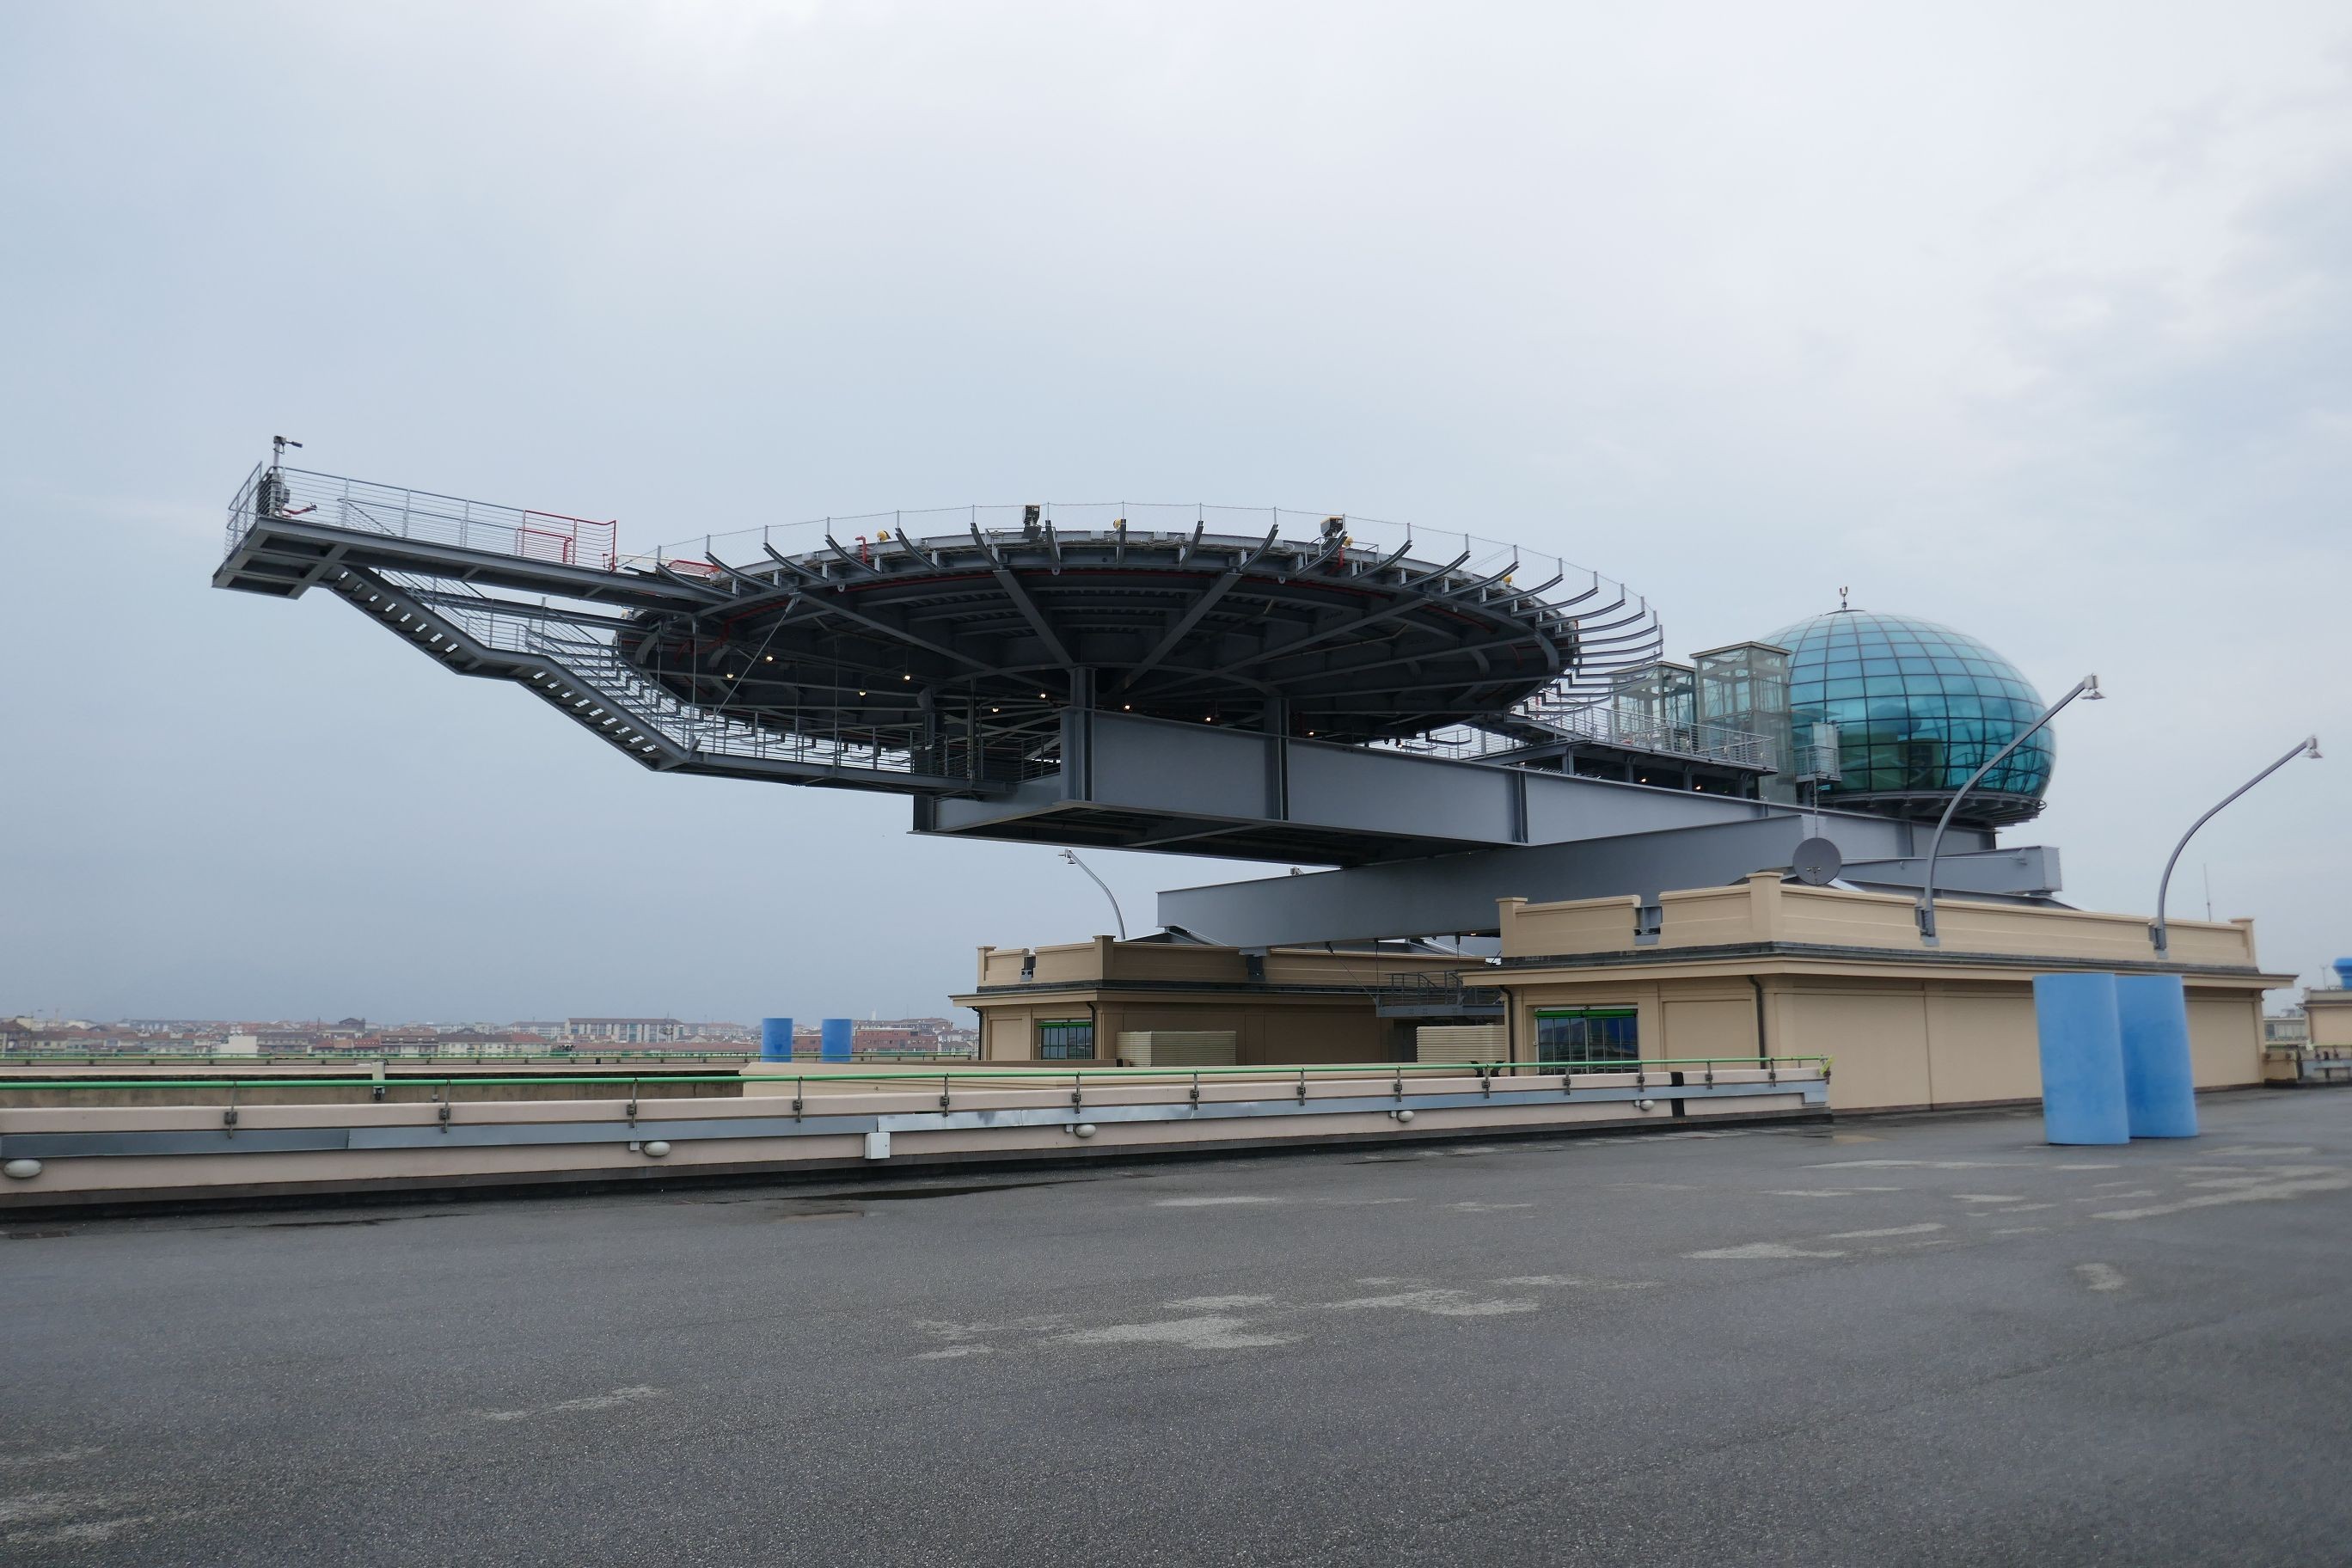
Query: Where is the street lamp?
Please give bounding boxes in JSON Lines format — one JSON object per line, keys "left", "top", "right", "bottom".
{"left": 2151, "top": 736, "right": 2321, "bottom": 957}
{"left": 1917, "top": 674, "right": 2103, "bottom": 946}
{"left": 1059, "top": 848, "right": 1127, "bottom": 940}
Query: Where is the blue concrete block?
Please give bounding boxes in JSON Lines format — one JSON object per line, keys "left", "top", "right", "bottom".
{"left": 2032, "top": 972, "right": 2129, "bottom": 1145}
{"left": 759, "top": 1018, "right": 794, "bottom": 1063}
{"left": 820, "top": 1018, "right": 854, "bottom": 1063}
{"left": 2116, "top": 974, "right": 2198, "bottom": 1139}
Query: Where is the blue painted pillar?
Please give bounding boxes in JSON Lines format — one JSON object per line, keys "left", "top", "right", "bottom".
{"left": 2032, "top": 972, "right": 2129, "bottom": 1145}
{"left": 2116, "top": 975, "right": 2198, "bottom": 1138}
{"left": 759, "top": 1017, "right": 794, "bottom": 1063}
{"left": 820, "top": 1018, "right": 854, "bottom": 1063}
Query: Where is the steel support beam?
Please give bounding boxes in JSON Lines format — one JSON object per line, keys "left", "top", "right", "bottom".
{"left": 1155, "top": 814, "right": 1998, "bottom": 948}
{"left": 919, "top": 708, "right": 1904, "bottom": 866}
{"left": 1840, "top": 847, "right": 2063, "bottom": 898}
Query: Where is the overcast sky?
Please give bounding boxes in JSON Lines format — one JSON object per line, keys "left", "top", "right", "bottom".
{"left": 3, "top": 1, "right": 2346, "bottom": 1024}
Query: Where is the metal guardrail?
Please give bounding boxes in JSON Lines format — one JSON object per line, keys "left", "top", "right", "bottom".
{"left": 1374, "top": 971, "right": 1506, "bottom": 1016}
{"left": 226, "top": 465, "right": 982, "bottom": 785}
{"left": 1389, "top": 703, "right": 1779, "bottom": 773}
{"left": 0, "top": 1050, "right": 978, "bottom": 1069}
{"left": 228, "top": 466, "right": 1670, "bottom": 726}
{"left": 230, "top": 464, "right": 620, "bottom": 571}
{"left": 0, "top": 1057, "right": 1832, "bottom": 1185}
{"left": 0, "top": 1057, "right": 1829, "bottom": 1095}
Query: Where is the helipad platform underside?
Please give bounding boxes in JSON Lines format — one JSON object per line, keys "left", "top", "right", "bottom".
{"left": 915, "top": 707, "right": 1984, "bottom": 869}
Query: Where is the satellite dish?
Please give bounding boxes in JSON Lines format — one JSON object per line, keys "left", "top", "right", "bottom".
{"left": 1791, "top": 836, "right": 1842, "bottom": 886}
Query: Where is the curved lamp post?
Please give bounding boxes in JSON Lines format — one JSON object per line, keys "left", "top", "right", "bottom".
{"left": 1917, "top": 674, "right": 2103, "bottom": 946}
{"left": 1059, "top": 848, "right": 1127, "bottom": 940}
{"left": 2151, "top": 736, "right": 2321, "bottom": 957}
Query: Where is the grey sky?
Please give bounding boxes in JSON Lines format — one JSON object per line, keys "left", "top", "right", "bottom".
{"left": 3, "top": 1, "right": 2346, "bottom": 1023}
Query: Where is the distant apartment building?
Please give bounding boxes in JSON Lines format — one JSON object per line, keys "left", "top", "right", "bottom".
{"left": 2265, "top": 1008, "right": 2311, "bottom": 1046}
{"left": 565, "top": 1017, "right": 686, "bottom": 1044}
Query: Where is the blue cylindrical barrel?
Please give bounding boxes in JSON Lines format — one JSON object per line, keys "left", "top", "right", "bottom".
{"left": 2334, "top": 958, "right": 2352, "bottom": 991}
{"left": 2032, "top": 972, "right": 2129, "bottom": 1145}
{"left": 759, "top": 1017, "right": 794, "bottom": 1062}
{"left": 821, "top": 1018, "right": 854, "bottom": 1063}
{"left": 2116, "top": 974, "right": 2197, "bottom": 1138}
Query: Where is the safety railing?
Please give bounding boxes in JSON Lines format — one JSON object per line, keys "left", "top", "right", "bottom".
{"left": 225, "top": 463, "right": 1672, "bottom": 724}
{"left": 530, "top": 621, "right": 1057, "bottom": 783}
{"left": 1375, "top": 971, "right": 1506, "bottom": 1005}
{"left": 0, "top": 1056, "right": 1829, "bottom": 1096}
{"left": 227, "top": 464, "right": 617, "bottom": 571}
{"left": 1386, "top": 701, "right": 1779, "bottom": 774}
{"left": 2, "top": 1050, "right": 757, "bottom": 1066}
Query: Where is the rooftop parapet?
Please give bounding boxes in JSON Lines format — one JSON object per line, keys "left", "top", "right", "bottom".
{"left": 1499, "top": 873, "right": 2263, "bottom": 970}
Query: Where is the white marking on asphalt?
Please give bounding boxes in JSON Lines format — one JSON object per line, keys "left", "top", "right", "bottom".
{"left": 915, "top": 1344, "right": 995, "bottom": 1359}
{"left": 1052, "top": 1316, "right": 1301, "bottom": 1351}
{"left": 1155, "top": 1196, "right": 1281, "bottom": 1208}
{"left": 1952, "top": 1194, "right": 2028, "bottom": 1204}
{"left": 475, "top": 1385, "right": 665, "bottom": 1422}
{"left": 1321, "top": 1289, "right": 1538, "bottom": 1316}
{"left": 0, "top": 1493, "right": 81, "bottom": 1525}
{"left": 2095, "top": 1169, "right": 2350, "bottom": 1220}
{"left": 1491, "top": 1275, "right": 1661, "bottom": 1289}
{"left": 2078, "top": 1190, "right": 2156, "bottom": 1201}
{"left": 2181, "top": 1166, "right": 2335, "bottom": 1190}
{"left": 1826, "top": 1223, "right": 1945, "bottom": 1239}
{"left": 1687, "top": 1241, "right": 1847, "bottom": 1259}
{"left": 2075, "top": 1262, "right": 2127, "bottom": 1292}
{"left": 1994, "top": 1226, "right": 2049, "bottom": 1235}
{"left": 1768, "top": 1189, "right": 1873, "bottom": 1198}
{"left": 1163, "top": 1295, "right": 1277, "bottom": 1311}
{"left": 0, "top": 1448, "right": 102, "bottom": 1470}
{"left": 1444, "top": 1201, "right": 1535, "bottom": 1212}
{"left": 1807, "top": 1160, "right": 2035, "bottom": 1169}
{"left": 913, "top": 1314, "right": 1069, "bottom": 1343}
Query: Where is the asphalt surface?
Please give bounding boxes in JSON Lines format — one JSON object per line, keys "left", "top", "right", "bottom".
{"left": 6, "top": 1092, "right": 2351, "bottom": 1567}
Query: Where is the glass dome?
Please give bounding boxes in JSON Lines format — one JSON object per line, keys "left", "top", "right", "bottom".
{"left": 1764, "top": 609, "right": 2052, "bottom": 826}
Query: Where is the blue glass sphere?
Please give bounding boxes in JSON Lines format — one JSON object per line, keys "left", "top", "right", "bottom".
{"left": 1765, "top": 609, "right": 2053, "bottom": 824}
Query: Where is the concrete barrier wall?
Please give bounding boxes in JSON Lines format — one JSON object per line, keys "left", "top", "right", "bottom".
{"left": 1497, "top": 895, "right": 1641, "bottom": 959}
{"left": 1498, "top": 875, "right": 2261, "bottom": 968}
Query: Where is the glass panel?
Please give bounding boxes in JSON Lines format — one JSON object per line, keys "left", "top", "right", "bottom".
{"left": 1037, "top": 1020, "right": 1094, "bottom": 1060}
{"left": 1534, "top": 1009, "right": 1638, "bottom": 1063}
{"left": 1765, "top": 609, "right": 2053, "bottom": 801}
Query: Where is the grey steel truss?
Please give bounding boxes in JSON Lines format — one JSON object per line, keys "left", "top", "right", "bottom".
{"left": 213, "top": 457, "right": 2059, "bottom": 932}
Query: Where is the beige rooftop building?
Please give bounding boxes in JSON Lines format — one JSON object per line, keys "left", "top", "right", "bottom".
{"left": 959, "top": 875, "right": 2288, "bottom": 1112}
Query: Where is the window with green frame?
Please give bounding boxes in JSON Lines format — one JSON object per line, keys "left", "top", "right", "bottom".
{"left": 1037, "top": 1018, "right": 1094, "bottom": 1060}
{"left": 1533, "top": 1007, "right": 1638, "bottom": 1063}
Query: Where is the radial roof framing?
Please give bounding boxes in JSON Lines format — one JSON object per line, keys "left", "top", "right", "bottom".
{"left": 634, "top": 502, "right": 1663, "bottom": 752}
{"left": 212, "top": 468, "right": 1665, "bottom": 797}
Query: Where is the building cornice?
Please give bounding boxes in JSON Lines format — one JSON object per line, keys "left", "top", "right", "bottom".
{"left": 952, "top": 978, "right": 1393, "bottom": 1005}
{"left": 1498, "top": 940, "right": 2289, "bottom": 988}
